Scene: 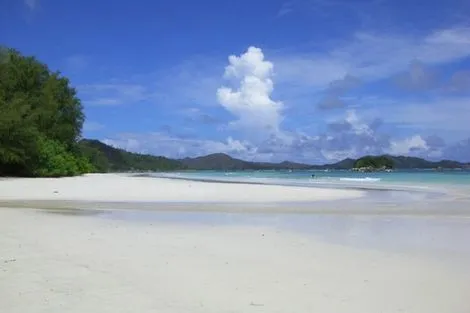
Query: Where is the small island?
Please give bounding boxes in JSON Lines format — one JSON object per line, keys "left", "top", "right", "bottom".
{"left": 352, "top": 155, "right": 394, "bottom": 172}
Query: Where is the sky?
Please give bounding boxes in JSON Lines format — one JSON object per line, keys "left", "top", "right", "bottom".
{"left": 1, "top": 0, "right": 470, "bottom": 163}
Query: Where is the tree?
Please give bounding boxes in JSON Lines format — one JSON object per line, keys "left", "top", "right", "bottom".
{"left": 0, "top": 47, "right": 92, "bottom": 177}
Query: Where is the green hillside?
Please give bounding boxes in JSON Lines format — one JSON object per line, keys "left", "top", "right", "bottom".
{"left": 354, "top": 156, "right": 394, "bottom": 169}
{"left": 79, "top": 139, "right": 185, "bottom": 172}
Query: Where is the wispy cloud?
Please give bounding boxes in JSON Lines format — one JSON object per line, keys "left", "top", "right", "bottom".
{"left": 447, "top": 70, "right": 470, "bottom": 93}
{"left": 277, "top": 1, "right": 295, "bottom": 17}
{"left": 83, "top": 121, "right": 105, "bottom": 132}
{"left": 343, "top": 27, "right": 470, "bottom": 80}
{"left": 180, "top": 108, "right": 224, "bottom": 125}
{"left": 82, "top": 56, "right": 223, "bottom": 109}
{"left": 317, "top": 75, "right": 361, "bottom": 109}
{"left": 394, "top": 60, "right": 437, "bottom": 91}
{"left": 372, "top": 96, "right": 470, "bottom": 133}
{"left": 103, "top": 132, "right": 256, "bottom": 159}
{"left": 64, "top": 55, "right": 89, "bottom": 72}
{"left": 273, "top": 26, "right": 470, "bottom": 93}
{"left": 77, "top": 83, "right": 149, "bottom": 106}
{"left": 24, "top": 0, "right": 37, "bottom": 11}
{"left": 444, "top": 138, "right": 470, "bottom": 161}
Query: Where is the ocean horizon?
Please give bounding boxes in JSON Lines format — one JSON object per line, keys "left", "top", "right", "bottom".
{"left": 145, "top": 169, "right": 470, "bottom": 191}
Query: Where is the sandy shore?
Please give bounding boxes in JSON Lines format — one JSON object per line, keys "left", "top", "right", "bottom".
{"left": 2, "top": 174, "right": 470, "bottom": 217}
{"left": 1, "top": 208, "right": 469, "bottom": 313}
{"left": 0, "top": 173, "right": 363, "bottom": 203}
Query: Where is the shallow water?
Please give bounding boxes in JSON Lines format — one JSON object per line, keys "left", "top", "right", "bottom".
{"left": 147, "top": 169, "right": 470, "bottom": 192}
{"left": 102, "top": 209, "right": 470, "bottom": 265}
{"left": 42, "top": 208, "right": 106, "bottom": 216}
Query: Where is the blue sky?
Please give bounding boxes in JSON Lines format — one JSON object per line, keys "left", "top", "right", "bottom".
{"left": 2, "top": 0, "right": 470, "bottom": 163}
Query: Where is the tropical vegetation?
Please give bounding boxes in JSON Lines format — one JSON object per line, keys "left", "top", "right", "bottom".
{"left": 0, "top": 47, "right": 92, "bottom": 177}
{"left": 353, "top": 155, "right": 394, "bottom": 169}
{"left": 78, "top": 139, "right": 185, "bottom": 172}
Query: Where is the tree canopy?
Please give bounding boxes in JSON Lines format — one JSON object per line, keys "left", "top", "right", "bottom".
{"left": 0, "top": 47, "right": 91, "bottom": 177}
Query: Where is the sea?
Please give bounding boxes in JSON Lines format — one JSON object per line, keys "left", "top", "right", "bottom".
{"left": 148, "top": 169, "right": 470, "bottom": 192}
{"left": 136, "top": 168, "right": 470, "bottom": 212}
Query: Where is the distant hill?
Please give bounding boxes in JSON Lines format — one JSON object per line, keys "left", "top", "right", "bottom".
{"left": 180, "top": 153, "right": 247, "bottom": 170}
{"left": 180, "top": 153, "right": 314, "bottom": 170}
{"left": 79, "top": 139, "right": 185, "bottom": 172}
{"left": 179, "top": 152, "right": 469, "bottom": 171}
{"left": 180, "top": 153, "right": 469, "bottom": 170}
{"left": 79, "top": 139, "right": 469, "bottom": 172}
{"left": 317, "top": 158, "right": 356, "bottom": 170}
{"left": 384, "top": 155, "right": 466, "bottom": 169}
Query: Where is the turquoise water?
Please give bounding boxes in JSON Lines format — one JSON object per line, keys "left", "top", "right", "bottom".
{"left": 152, "top": 169, "right": 470, "bottom": 192}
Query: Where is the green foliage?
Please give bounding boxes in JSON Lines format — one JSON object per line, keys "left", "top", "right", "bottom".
{"left": 0, "top": 98, "right": 38, "bottom": 175}
{"left": 34, "top": 137, "right": 77, "bottom": 177}
{"left": 77, "top": 141, "right": 110, "bottom": 173}
{"left": 0, "top": 47, "right": 91, "bottom": 177}
{"left": 354, "top": 155, "right": 394, "bottom": 169}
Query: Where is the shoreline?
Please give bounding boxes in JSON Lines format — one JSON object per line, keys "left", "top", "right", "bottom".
{"left": 2, "top": 197, "right": 470, "bottom": 217}
{"left": 0, "top": 173, "right": 365, "bottom": 203}
{"left": 139, "top": 172, "right": 447, "bottom": 194}
{"left": 0, "top": 173, "right": 469, "bottom": 216}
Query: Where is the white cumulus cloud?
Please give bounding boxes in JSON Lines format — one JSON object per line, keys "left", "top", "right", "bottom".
{"left": 388, "top": 135, "right": 429, "bottom": 155}
{"left": 217, "top": 47, "right": 283, "bottom": 134}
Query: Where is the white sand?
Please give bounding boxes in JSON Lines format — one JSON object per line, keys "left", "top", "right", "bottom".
{"left": 1, "top": 208, "right": 469, "bottom": 313}
{"left": 0, "top": 173, "right": 363, "bottom": 203}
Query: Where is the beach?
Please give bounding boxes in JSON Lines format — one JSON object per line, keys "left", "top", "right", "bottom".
{"left": 1, "top": 174, "right": 470, "bottom": 313}
{"left": 0, "top": 173, "right": 469, "bottom": 216}
{"left": 0, "top": 173, "right": 364, "bottom": 203}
